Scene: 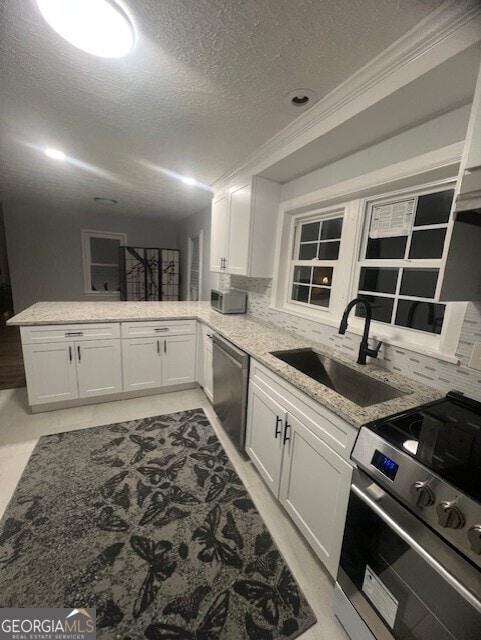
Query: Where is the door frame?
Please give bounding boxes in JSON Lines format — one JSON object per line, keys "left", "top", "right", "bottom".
{"left": 186, "top": 229, "right": 204, "bottom": 301}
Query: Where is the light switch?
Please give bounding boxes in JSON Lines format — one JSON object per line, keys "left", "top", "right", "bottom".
{"left": 468, "top": 341, "right": 481, "bottom": 371}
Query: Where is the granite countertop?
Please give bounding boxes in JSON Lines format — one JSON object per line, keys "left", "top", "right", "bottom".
{"left": 9, "top": 301, "right": 442, "bottom": 427}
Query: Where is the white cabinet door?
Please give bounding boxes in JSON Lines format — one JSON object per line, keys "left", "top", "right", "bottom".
{"left": 203, "top": 332, "right": 213, "bottom": 402}
{"left": 210, "top": 193, "right": 230, "bottom": 273}
{"left": 227, "top": 183, "right": 251, "bottom": 275}
{"left": 76, "top": 339, "right": 123, "bottom": 398}
{"left": 245, "top": 382, "right": 285, "bottom": 496}
{"left": 279, "top": 411, "right": 352, "bottom": 577}
{"left": 162, "top": 335, "right": 196, "bottom": 386}
{"left": 122, "top": 337, "right": 162, "bottom": 391}
{"left": 23, "top": 342, "right": 78, "bottom": 405}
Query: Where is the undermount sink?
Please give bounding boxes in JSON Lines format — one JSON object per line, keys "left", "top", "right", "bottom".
{"left": 270, "top": 348, "right": 406, "bottom": 408}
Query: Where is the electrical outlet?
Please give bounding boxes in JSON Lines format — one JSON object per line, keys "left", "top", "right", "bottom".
{"left": 468, "top": 341, "right": 481, "bottom": 371}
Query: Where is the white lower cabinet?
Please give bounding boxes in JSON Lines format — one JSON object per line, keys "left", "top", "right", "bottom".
{"left": 122, "top": 338, "right": 163, "bottom": 391}
{"left": 23, "top": 339, "right": 122, "bottom": 405}
{"left": 246, "top": 382, "right": 285, "bottom": 494}
{"left": 23, "top": 342, "right": 79, "bottom": 405}
{"left": 122, "top": 335, "right": 196, "bottom": 392}
{"left": 22, "top": 320, "right": 197, "bottom": 409}
{"left": 162, "top": 335, "right": 196, "bottom": 386}
{"left": 202, "top": 328, "right": 214, "bottom": 402}
{"left": 76, "top": 339, "right": 122, "bottom": 398}
{"left": 278, "top": 411, "right": 352, "bottom": 576}
{"left": 246, "top": 363, "right": 355, "bottom": 577}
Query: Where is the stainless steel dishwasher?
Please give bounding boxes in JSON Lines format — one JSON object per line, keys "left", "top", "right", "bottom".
{"left": 212, "top": 334, "right": 249, "bottom": 454}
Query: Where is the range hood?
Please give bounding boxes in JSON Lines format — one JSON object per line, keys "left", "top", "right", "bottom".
{"left": 438, "top": 167, "right": 481, "bottom": 301}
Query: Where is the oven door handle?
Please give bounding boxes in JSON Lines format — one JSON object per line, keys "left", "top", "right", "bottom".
{"left": 351, "top": 479, "right": 481, "bottom": 615}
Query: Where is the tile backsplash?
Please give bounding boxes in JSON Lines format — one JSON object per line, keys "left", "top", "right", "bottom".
{"left": 220, "top": 274, "right": 481, "bottom": 400}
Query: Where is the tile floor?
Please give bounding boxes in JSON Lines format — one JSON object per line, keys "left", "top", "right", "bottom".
{"left": 0, "top": 386, "right": 349, "bottom": 640}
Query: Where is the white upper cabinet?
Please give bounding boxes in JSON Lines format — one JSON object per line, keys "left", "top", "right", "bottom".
{"left": 227, "top": 184, "right": 251, "bottom": 275}
{"left": 210, "top": 193, "right": 230, "bottom": 273}
{"left": 210, "top": 175, "right": 281, "bottom": 277}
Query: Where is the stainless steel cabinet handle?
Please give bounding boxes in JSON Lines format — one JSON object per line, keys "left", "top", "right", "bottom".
{"left": 65, "top": 331, "right": 83, "bottom": 337}
{"left": 157, "top": 340, "right": 160, "bottom": 355}
{"left": 164, "top": 340, "right": 167, "bottom": 354}
{"left": 155, "top": 327, "right": 168, "bottom": 332}
{"left": 283, "top": 421, "right": 291, "bottom": 445}
{"left": 69, "top": 346, "right": 72, "bottom": 362}
{"left": 275, "top": 416, "right": 282, "bottom": 438}
{"left": 77, "top": 345, "right": 81, "bottom": 362}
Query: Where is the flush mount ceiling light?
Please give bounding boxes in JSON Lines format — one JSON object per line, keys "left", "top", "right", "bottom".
{"left": 283, "top": 88, "right": 319, "bottom": 109}
{"left": 36, "top": 0, "right": 135, "bottom": 58}
{"left": 93, "top": 197, "right": 118, "bottom": 205}
{"left": 181, "top": 177, "right": 197, "bottom": 186}
{"left": 45, "top": 148, "right": 66, "bottom": 160}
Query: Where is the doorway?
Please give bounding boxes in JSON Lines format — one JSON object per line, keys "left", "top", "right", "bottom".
{"left": 0, "top": 206, "right": 25, "bottom": 389}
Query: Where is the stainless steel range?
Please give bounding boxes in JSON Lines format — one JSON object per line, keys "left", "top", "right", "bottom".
{"left": 334, "top": 391, "right": 481, "bottom": 640}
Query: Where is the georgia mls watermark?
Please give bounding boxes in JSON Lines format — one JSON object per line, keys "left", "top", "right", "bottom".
{"left": 0, "top": 608, "right": 96, "bottom": 640}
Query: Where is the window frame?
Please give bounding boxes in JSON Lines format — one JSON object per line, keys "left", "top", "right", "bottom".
{"left": 271, "top": 172, "right": 467, "bottom": 361}
{"left": 282, "top": 203, "right": 357, "bottom": 322}
{"left": 289, "top": 209, "right": 344, "bottom": 312}
{"left": 81, "top": 229, "right": 127, "bottom": 297}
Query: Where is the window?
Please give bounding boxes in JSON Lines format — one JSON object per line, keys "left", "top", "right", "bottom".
{"left": 273, "top": 172, "right": 466, "bottom": 359}
{"left": 81, "top": 230, "right": 127, "bottom": 296}
{"left": 355, "top": 187, "right": 454, "bottom": 335}
{"left": 289, "top": 211, "right": 344, "bottom": 311}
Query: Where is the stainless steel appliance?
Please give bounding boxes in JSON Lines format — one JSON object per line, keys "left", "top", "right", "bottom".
{"left": 210, "top": 289, "right": 247, "bottom": 314}
{"left": 212, "top": 334, "right": 249, "bottom": 453}
{"left": 334, "top": 391, "right": 481, "bottom": 640}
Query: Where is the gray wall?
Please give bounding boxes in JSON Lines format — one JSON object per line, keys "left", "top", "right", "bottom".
{"left": 3, "top": 202, "right": 180, "bottom": 312}
{"left": 178, "top": 206, "right": 214, "bottom": 301}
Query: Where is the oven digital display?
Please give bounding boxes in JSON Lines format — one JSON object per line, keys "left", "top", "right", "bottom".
{"left": 371, "top": 450, "right": 399, "bottom": 481}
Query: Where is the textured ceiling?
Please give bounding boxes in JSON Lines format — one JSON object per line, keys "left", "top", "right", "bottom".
{"left": 0, "top": 0, "right": 447, "bottom": 220}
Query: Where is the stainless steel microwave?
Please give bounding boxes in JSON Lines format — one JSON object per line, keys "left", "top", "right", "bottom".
{"left": 210, "top": 289, "right": 247, "bottom": 314}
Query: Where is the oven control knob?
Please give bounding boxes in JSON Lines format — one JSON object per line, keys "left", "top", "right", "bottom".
{"left": 410, "top": 481, "right": 435, "bottom": 507}
{"left": 436, "top": 501, "right": 465, "bottom": 529}
{"left": 468, "top": 526, "right": 481, "bottom": 554}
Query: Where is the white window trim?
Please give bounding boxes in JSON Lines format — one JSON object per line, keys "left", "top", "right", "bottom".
{"left": 186, "top": 230, "right": 204, "bottom": 301}
{"left": 81, "top": 229, "right": 127, "bottom": 297}
{"left": 270, "top": 145, "right": 467, "bottom": 363}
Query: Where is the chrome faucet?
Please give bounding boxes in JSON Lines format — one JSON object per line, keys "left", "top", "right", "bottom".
{"left": 339, "top": 298, "right": 383, "bottom": 365}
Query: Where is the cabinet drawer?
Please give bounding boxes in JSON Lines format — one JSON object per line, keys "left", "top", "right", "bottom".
{"left": 250, "top": 360, "right": 357, "bottom": 460}
{"left": 121, "top": 320, "right": 196, "bottom": 338}
{"left": 21, "top": 323, "right": 120, "bottom": 344}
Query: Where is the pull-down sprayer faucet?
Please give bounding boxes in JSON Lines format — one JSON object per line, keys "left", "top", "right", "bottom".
{"left": 339, "top": 298, "right": 383, "bottom": 365}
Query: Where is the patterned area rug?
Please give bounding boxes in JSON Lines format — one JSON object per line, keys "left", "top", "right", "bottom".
{"left": 0, "top": 408, "right": 316, "bottom": 639}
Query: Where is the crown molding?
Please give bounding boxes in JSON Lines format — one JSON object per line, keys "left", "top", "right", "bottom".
{"left": 213, "top": 1, "right": 481, "bottom": 193}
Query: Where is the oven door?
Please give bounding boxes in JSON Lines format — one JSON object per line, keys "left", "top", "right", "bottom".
{"left": 337, "top": 468, "right": 481, "bottom": 640}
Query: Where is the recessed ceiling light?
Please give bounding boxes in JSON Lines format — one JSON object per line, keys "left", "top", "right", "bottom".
{"left": 284, "top": 88, "right": 319, "bottom": 109}
{"left": 45, "top": 148, "right": 66, "bottom": 160}
{"left": 36, "top": 0, "right": 135, "bottom": 58}
{"left": 93, "top": 197, "right": 118, "bottom": 205}
{"left": 182, "top": 177, "right": 197, "bottom": 186}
